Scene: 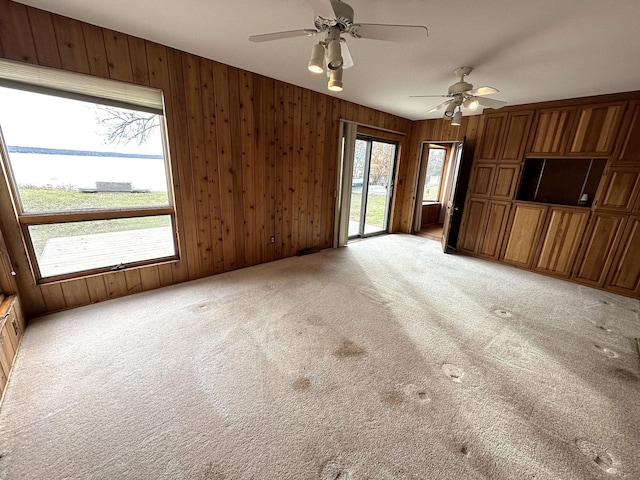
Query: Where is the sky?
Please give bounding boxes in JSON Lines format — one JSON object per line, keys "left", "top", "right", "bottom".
{"left": 0, "top": 86, "right": 163, "bottom": 156}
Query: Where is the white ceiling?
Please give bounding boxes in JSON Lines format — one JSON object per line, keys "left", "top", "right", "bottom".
{"left": 16, "top": 0, "right": 640, "bottom": 121}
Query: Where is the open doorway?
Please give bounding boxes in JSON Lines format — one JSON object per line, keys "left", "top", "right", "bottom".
{"left": 413, "top": 142, "right": 456, "bottom": 231}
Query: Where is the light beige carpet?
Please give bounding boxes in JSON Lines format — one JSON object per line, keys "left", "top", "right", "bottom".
{"left": 1, "top": 233, "right": 639, "bottom": 479}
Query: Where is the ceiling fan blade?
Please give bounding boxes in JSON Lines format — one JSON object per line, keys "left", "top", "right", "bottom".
{"left": 249, "top": 29, "right": 319, "bottom": 43}
{"left": 306, "top": 0, "right": 336, "bottom": 19}
{"left": 349, "top": 23, "right": 428, "bottom": 42}
{"left": 477, "top": 97, "right": 507, "bottom": 109}
{"left": 410, "top": 95, "right": 449, "bottom": 98}
{"left": 467, "top": 86, "right": 499, "bottom": 96}
{"left": 428, "top": 100, "right": 452, "bottom": 113}
{"left": 340, "top": 38, "right": 354, "bottom": 69}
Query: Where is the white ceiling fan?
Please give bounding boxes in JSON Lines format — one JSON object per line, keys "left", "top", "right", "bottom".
{"left": 412, "top": 66, "right": 506, "bottom": 123}
{"left": 249, "top": 0, "right": 428, "bottom": 91}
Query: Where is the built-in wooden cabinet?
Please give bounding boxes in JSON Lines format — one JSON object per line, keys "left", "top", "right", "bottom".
{"left": 458, "top": 198, "right": 488, "bottom": 254}
{"left": 595, "top": 166, "right": 640, "bottom": 211}
{"left": 500, "top": 111, "right": 534, "bottom": 162}
{"left": 458, "top": 93, "right": 640, "bottom": 298}
{"left": 567, "top": 103, "right": 625, "bottom": 156}
{"left": 478, "top": 201, "right": 511, "bottom": 259}
{"left": 501, "top": 203, "right": 548, "bottom": 268}
{"left": 491, "top": 164, "right": 520, "bottom": 200}
{"left": 528, "top": 107, "right": 575, "bottom": 155}
{"left": 613, "top": 100, "right": 640, "bottom": 164}
{"left": 468, "top": 164, "right": 495, "bottom": 197}
{"left": 572, "top": 212, "right": 628, "bottom": 287}
{"left": 533, "top": 207, "right": 589, "bottom": 278}
{"left": 605, "top": 215, "right": 640, "bottom": 295}
{"left": 0, "top": 295, "right": 24, "bottom": 398}
{"left": 476, "top": 113, "right": 507, "bottom": 162}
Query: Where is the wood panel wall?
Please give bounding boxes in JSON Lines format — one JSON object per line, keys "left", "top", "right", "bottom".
{"left": 0, "top": 0, "right": 412, "bottom": 317}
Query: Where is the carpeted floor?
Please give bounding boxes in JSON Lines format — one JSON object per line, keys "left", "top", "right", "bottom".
{"left": 1, "top": 233, "right": 639, "bottom": 479}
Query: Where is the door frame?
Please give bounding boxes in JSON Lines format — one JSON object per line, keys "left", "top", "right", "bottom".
{"left": 413, "top": 141, "right": 458, "bottom": 232}
{"left": 349, "top": 135, "right": 398, "bottom": 239}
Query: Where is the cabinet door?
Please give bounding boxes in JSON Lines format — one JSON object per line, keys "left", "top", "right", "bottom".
{"left": 606, "top": 215, "right": 640, "bottom": 296}
{"left": 458, "top": 198, "right": 489, "bottom": 254}
{"left": 476, "top": 113, "right": 507, "bottom": 162}
{"left": 568, "top": 103, "right": 625, "bottom": 155}
{"left": 478, "top": 201, "right": 511, "bottom": 259}
{"left": 0, "top": 321, "right": 15, "bottom": 378}
{"left": 501, "top": 203, "right": 548, "bottom": 268}
{"left": 595, "top": 166, "right": 640, "bottom": 211}
{"left": 491, "top": 164, "right": 521, "bottom": 200}
{"left": 533, "top": 207, "right": 589, "bottom": 278}
{"left": 500, "top": 111, "right": 534, "bottom": 162}
{"left": 468, "top": 164, "right": 495, "bottom": 197}
{"left": 528, "top": 108, "right": 575, "bottom": 155}
{"left": 573, "top": 213, "right": 627, "bottom": 287}
{"left": 613, "top": 100, "right": 640, "bottom": 163}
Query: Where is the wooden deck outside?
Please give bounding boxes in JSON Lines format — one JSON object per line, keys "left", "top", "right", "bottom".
{"left": 39, "top": 227, "right": 175, "bottom": 277}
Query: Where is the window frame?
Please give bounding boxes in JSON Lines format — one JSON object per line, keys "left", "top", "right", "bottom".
{"left": 0, "top": 69, "right": 179, "bottom": 284}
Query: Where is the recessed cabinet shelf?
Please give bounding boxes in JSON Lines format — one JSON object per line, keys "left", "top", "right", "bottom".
{"left": 516, "top": 157, "right": 606, "bottom": 207}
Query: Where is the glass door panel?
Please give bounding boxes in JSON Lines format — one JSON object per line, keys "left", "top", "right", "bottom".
{"left": 349, "top": 137, "right": 397, "bottom": 239}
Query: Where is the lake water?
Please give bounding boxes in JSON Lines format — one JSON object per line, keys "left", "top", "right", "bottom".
{"left": 8, "top": 151, "right": 169, "bottom": 192}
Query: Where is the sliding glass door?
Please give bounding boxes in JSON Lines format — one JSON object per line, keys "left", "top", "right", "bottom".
{"left": 348, "top": 137, "right": 397, "bottom": 238}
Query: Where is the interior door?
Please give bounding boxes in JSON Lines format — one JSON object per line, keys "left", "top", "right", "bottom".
{"left": 348, "top": 136, "right": 397, "bottom": 239}
{"left": 441, "top": 139, "right": 470, "bottom": 252}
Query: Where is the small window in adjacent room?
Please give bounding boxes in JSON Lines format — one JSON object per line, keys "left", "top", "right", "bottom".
{"left": 0, "top": 60, "right": 178, "bottom": 281}
{"left": 422, "top": 146, "right": 447, "bottom": 202}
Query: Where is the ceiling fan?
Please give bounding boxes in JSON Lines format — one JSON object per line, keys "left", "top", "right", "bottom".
{"left": 249, "top": 0, "right": 428, "bottom": 92}
{"left": 412, "top": 66, "right": 506, "bottom": 124}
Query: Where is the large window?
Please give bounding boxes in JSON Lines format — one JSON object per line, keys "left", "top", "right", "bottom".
{"left": 0, "top": 60, "right": 177, "bottom": 281}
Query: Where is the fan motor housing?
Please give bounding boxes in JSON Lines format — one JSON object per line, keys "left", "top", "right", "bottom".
{"left": 315, "top": 0, "right": 354, "bottom": 32}
{"left": 448, "top": 81, "right": 472, "bottom": 95}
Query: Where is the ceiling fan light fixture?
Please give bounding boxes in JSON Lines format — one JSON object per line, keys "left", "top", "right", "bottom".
{"left": 308, "top": 43, "right": 325, "bottom": 73}
{"left": 326, "top": 39, "right": 343, "bottom": 70}
{"left": 463, "top": 97, "right": 480, "bottom": 111}
{"left": 444, "top": 102, "right": 456, "bottom": 118}
{"left": 328, "top": 67, "right": 343, "bottom": 92}
{"left": 451, "top": 109, "right": 462, "bottom": 126}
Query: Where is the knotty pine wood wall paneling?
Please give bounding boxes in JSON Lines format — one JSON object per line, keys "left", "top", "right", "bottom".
{"left": 0, "top": 0, "right": 412, "bottom": 316}
{"left": 0, "top": 228, "right": 17, "bottom": 295}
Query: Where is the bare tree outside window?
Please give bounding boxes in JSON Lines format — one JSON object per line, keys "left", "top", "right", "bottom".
{"left": 94, "top": 105, "right": 160, "bottom": 146}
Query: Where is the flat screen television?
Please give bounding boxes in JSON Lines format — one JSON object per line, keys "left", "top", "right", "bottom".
{"left": 516, "top": 158, "right": 606, "bottom": 207}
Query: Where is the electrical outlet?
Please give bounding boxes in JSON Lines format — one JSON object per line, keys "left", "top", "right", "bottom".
{"left": 270, "top": 236, "right": 275, "bottom": 243}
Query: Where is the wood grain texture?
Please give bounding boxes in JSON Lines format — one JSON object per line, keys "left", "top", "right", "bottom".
{"left": 572, "top": 212, "right": 627, "bottom": 287}
{"left": 527, "top": 108, "right": 575, "bottom": 155}
{"left": 1, "top": 3, "right": 414, "bottom": 316}
{"left": 501, "top": 203, "right": 548, "bottom": 268}
{"left": 533, "top": 207, "right": 589, "bottom": 278}
{"left": 477, "top": 201, "right": 511, "bottom": 259}
{"left": 605, "top": 215, "right": 640, "bottom": 294}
